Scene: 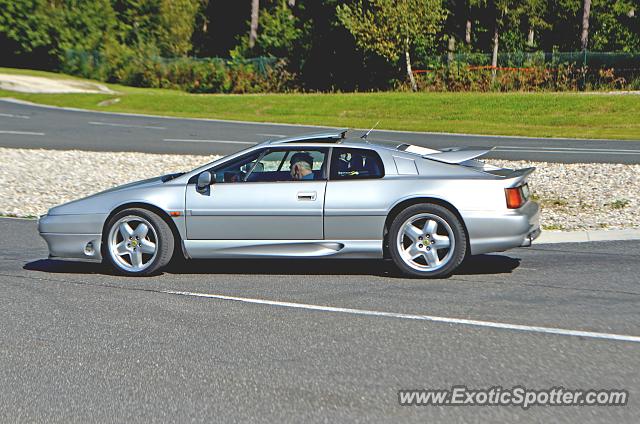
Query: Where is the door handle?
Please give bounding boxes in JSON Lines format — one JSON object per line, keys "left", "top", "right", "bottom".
{"left": 297, "top": 191, "right": 317, "bottom": 201}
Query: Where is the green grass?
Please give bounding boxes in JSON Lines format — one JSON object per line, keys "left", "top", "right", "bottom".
{"left": 608, "top": 199, "right": 631, "bottom": 209}
{"left": 542, "top": 224, "right": 565, "bottom": 231}
{"left": 1, "top": 67, "right": 639, "bottom": 140}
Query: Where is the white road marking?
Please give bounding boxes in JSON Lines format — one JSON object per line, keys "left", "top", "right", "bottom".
{"left": 88, "top": 121, "right": 166, "bottom": 130}
{"left": 0, "top": 112, "right": 29, "bottom": 119}
{"left": 162, "top": 290, "right": 640, "bottom": 344}
{"left": 494, "top": 148, "right": 640, "bottom": 155}
{"left": 496, "top": 146, "right": 640, "bottom": 153}
{"left": 371, "top": 141, "right": 640, "bottom": 156}
{"left": 163, "top": 138, "right": 256, "bottom": 145}
{"left": 0, "top": 130, "right": 44, "bottom": 136}
{"left": 498, "top": 145, "right": 640, "bottom": 153}
{"left": 4, "top": 98, "right": 639, "bottom": 143}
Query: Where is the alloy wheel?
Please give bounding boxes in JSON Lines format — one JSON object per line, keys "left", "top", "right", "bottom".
{"left": 396, "top": 213, "right": 455, "bottom": 272}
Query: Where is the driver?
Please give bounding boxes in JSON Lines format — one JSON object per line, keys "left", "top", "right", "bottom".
{"left": 290, "top": 152, "right": 315, "bottom": 180}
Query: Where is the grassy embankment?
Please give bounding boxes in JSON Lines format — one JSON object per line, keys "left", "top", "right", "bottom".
{"left": 1, "top": 67, "right": 639, "bottom": 140}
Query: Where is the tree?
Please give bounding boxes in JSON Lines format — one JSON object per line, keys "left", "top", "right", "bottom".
{"left": 157, "top": 0, "right": 200, "bottom": 56}
{"left": 440, "top": 0, "right": 471, "bottom": 60}
{"left": 491, "top": 0, "right": 500, "bottom": 79}
{"left": 112, "top": 0, "right": 199, "bottom": 57}
{"left": 337, "top": 0, "right": 447, "bottom": 91}
{"left": 473, "top": 0, "right": 523, "bottom": 80}
{"left": 54, "top": 0, "right": 119, "bottom": 55}
{"left": 522, "top": 0, "right": 549, "bottom": 48}
{"left": 232, "top": 0, "right": 303, "bottom": 59}
{"left": 0, "top": 0, "right": 51, "bottom": 55}
{"left": 580, "top": 0, "right": 591, "bottom": 50}
{"left": 0, "top": 0, "right": 120, "bottom": 67}
{"left": 249, "top": 0, "right": 259, "bottom": 49}
{"left": 540, "top": 0, "right": 581, "bottom": 50}
{"left": 588, "top": 0, "right": 640, "bottom": 52}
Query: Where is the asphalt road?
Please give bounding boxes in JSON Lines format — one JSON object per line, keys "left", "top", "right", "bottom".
{"left": 2, "top": 98, "right": 640, "bottom": 163}
{"left": 1, "top": 217, "right": 639, "bottom": 422}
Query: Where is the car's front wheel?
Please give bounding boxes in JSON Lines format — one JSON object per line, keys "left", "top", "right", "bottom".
{"left": 389, "top": 204, "right": 467, "bottom": 278}
{"left": 104, "top": 208, "right": 174, "bottom": 276}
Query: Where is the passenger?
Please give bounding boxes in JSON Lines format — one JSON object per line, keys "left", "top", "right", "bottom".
{"left": 289, "top": 152, "right": 315, "bottom": 180}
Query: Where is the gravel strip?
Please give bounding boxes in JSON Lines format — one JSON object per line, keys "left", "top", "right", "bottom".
{"left": 489, "top": 159, "right": 639, "bottom": 230}
{"left": 0, "top": 73, "right": 116, "bottom": 94}
{"left": 0, "top": 148, "right": 638, "bottom": 231}
{"left": 0, "top": 148, "right": 219, "bottom": 218}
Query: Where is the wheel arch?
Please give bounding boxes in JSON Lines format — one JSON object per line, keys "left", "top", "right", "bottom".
{"left": 383, "top": 197, "right": 470, "bottom": 259}
{"left": 101, "top": 202, "right": 186, "bottom": 260}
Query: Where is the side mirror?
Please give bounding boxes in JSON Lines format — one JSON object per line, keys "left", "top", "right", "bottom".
{"left": 196, "top": 171, "right": 213, "bottom": 193}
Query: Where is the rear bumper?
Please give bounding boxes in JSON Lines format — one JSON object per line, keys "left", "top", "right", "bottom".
{"left": 519, "top": 227, "right": 541, "bottom": 247}
{"left": 462, "top": 201, "right": 541, "bottom": 255}
{"left": 38, "top": 213, "right": 107, "bottom": 261}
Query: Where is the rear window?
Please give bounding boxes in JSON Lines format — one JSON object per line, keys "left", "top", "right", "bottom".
{"left": 330, "top": 148, "right": 384, "bottom": 180}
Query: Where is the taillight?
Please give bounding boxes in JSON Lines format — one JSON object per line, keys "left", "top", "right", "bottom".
{"left": 505, "top": 187, "right": 524, "bottom": 209}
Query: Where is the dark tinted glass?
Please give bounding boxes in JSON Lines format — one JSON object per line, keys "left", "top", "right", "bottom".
{"left": 330, "top": 148, "right": 384, "bottom": 180}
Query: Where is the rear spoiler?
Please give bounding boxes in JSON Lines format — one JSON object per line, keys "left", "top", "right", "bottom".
{"left": 423, "top": 147, "right": 494, "bottom": 164}
{"left": 484, "top": 166, "right": 536, "bottom": 186}
{"left": 506, "top": 167, "right": 535, "bottom": 179}
{"left": 504, "top": 167, "right": 535, "bottom": 186}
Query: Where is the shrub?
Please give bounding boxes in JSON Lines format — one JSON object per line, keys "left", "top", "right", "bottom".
{"left": 62, "top": 47, "right": 639, "bottom": 93}
{"left": 411, "top": 64, "right": 594, "bottom": 92}
{"left": 61, "top": 49, "right": 295, "bottom": 93}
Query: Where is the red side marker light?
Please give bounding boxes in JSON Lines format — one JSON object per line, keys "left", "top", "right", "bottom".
{"left": 169, "top": 211, "right": 182, "bottom": 217}
{"left": 505, "top": 187, "right": 524, "bottom": 209}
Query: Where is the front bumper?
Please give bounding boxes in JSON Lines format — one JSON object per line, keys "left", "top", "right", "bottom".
{"left": 462, "top": 201, "right": 541, "bottom": 255}
{"left": 38, "top": 213, "right": 108, "bottom": 261}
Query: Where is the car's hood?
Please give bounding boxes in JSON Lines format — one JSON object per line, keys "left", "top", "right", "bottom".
{"left": 92, "top": 176, "right": 164, "bottom": 196}
{"left": 48, "top": 176, "right": 164, "bottom": 215}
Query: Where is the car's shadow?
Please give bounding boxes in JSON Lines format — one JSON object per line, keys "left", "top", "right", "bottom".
{"left": 24, "top": 254, "right": 520, "bottom": 277}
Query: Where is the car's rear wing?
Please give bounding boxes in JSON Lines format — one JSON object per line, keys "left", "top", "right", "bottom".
{"left": 502, "top": 167, "right": 536, "bottom": 186}
{"left": 422, "top": 147, "right": 494, "bottom": 164}
{"left": 481, "top": 166, "right": 535, "bottom": 187}
{"left": 420, "top": 145, "right": 535, "bottom": 186}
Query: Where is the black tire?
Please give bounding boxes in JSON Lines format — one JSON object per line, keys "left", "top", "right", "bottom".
{"left": 388, "top": 203, "right": 467, "bottom": 278}
{"left": 103, "top": 208, "right": 174, "bottom": 276}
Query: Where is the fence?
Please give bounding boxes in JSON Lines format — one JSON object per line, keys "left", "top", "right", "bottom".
{"left": 63, "top": 50, "right": 277, "bottom": 78}
{"left": 61, "top": 50, "right": 284, "bottom": 93}
{"left": 61, "top": 48, "right": 640, "bottom": 92}
{"left": 415, "top": 51, "right": 640, "bottom": 90}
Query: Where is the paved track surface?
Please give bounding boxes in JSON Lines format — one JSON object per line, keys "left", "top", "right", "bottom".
{"left": 2, "top": 98, "right": 640, "bottom": 163}
{"left": 1, "top": 217, "right": 638, "bottom": 422}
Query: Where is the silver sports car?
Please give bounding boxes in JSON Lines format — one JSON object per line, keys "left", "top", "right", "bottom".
{"left": 38, "top": 129, "right": 540, "bottom": 277}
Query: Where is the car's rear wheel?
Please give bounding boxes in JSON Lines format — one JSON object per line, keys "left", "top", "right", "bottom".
{"left": 389, "top": 204, "right": 467, "bottom": 278}
{"left": 104, "top": 208, "right": 174, "bottom": 276}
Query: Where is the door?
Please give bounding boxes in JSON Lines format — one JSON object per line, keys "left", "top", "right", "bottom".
{"left": 324, "top": 147, "right": 387, "bottom": 240}
{"left": 185, "top": 147, "right": 329, "bottom": 240}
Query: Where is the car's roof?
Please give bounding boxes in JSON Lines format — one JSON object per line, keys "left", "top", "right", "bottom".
{"left": 264, "top": 129, "right": 404, "bottom": 153}
{"left": 266, "top": 129, "right": 348, "bottom": 145}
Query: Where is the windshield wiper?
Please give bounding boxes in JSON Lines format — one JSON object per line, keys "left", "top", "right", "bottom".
{"left": 161, "top": 172, "right": 185, "bottom": 182}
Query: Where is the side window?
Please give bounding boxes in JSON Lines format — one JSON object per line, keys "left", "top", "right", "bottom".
{"left": 194, "top": 148, "right": 329, "bottom": 184}
{"left": 281, "top": 149, "right": 327, "bottom": 181}
{"left": 330, "top": 148, "right": 384, "bottom": 180}
{"left": 210, "top": 151, "right": 264, "bottom": 183}
{"left": 243, "top": 148, "right": 328, "bottom": 182}
{"left": 245, "top": 150, "right": 288, "bottom": 181}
